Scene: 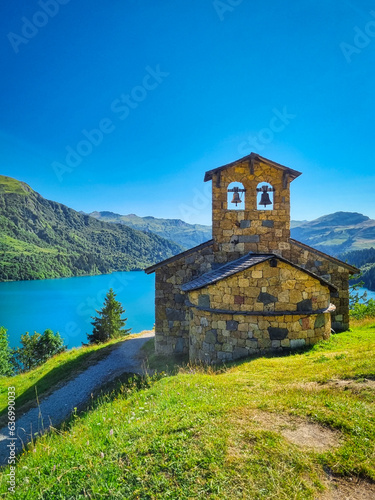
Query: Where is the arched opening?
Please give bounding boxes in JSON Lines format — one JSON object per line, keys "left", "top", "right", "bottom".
{"left": 256, "top": 182, "right": 274, "bottom": 210}
{"left": 227, "top": 182, "right": 245, "bottom": 210}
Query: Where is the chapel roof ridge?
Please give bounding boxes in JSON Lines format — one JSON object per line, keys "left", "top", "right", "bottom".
{"left": 204, "top": 152, "right": 302, "bottom": 182}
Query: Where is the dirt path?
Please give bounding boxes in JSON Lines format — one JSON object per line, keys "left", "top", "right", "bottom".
{"left": 0, "top": 331, "right": 154, "bottom": 466}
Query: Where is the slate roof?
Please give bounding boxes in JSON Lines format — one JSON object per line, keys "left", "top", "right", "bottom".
{"left": 181, "top": 253, "right": 338, "bottom": 292}
{"left": 204, "top": 152, "right": 302, "bottom": 182}
{"left": 181, "top": 253, "right": 272, "bottom": 291}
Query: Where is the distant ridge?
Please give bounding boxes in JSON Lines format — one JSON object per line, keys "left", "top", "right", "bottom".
{"left": 87, "top": 211, "right": 212, "bottom": 250}
{"left": 291, "top": 211, "right": 375, "bottom": 255}
{"left": 88, "top": 210, "right": 375, "bottom": 256}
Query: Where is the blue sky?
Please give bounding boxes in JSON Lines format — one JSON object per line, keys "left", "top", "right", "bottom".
{"left": 0, "top": 0, "right": 374, "bottom": 225}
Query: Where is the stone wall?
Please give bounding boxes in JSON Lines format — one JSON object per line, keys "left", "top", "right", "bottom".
{"left": 211, "top": 158, "right": 291, "bottom": 263}
{"left": 189, "top": 308, "right": 331, "bottom": 363}
{"left": 287, "top": 241, "right": 351, "bottom": 331}
{"left": 188, "top": 259, "right": 331, "bottom": 314}
{"left": 154, "top": 242, "right": 214, "bottom": 355}
{"left": 187, "top": 258, "right": 333, "bottom": 363}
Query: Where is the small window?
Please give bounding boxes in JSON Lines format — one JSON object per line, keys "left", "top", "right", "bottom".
{"left": 227, "top": 182, "right": 245, "bottom": 210}
{"left": 256, "top": 182, "right": 274, "bottom": 210}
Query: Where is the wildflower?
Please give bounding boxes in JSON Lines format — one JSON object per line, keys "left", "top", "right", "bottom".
{"left": 109, "top": 429, "right": 114, "bottom": 436}
{"left": 100, "top": 452, "right": 105, "bottom": 458}
{"left": 52, "top": 465, "right": 56, "bottom": 472}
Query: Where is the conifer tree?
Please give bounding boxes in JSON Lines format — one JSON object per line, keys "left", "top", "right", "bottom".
{"left": 88, "top": 288, "right": 131, "bottom": 344}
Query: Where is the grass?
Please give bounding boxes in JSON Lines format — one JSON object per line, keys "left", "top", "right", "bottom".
{"left": 0, "top": 176, "right": 30, "bottom": 196}
{"left": 0, "top": 335, "right": 140, "bottom": 428}
{"left": 137, "top": 337, "right": 188, "bottom": 373}
{"left": 0, "top": 235, "right": 59, "bottom": 256}
{"left": 1, "top": 322, "right": 375, "bottom": 498}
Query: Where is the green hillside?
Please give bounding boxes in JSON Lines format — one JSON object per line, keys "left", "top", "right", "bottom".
{"left": 291, "top": 211, "right": 375, "bottom": 255}
{"left": 1, "top": 324, "right": 375, "bottom": 498}
{"left": 88, "top": 211, "right": 212, "bottom": 250}
{"left": 0, "top": 176, "right": 182, "bottom": 281}
{"left": 0, "top": 176, "right": 33, "bottom": 196}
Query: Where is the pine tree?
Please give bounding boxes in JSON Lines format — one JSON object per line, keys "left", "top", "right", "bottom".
{"left": 87, "top": 289, "right": 131, "bottom": 344}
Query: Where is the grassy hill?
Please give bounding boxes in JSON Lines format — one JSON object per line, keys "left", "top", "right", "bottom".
{"left": 1, "top": 322, "right": 374, "bottom": 498}
{"left": 291, "top": 211, "right": 375, "bottom": 256}
{"left": 87, "top": 211, "right": 212, "bottom": 250}
{"left": 0, "top": 176, "right": 182, "bottom": 281}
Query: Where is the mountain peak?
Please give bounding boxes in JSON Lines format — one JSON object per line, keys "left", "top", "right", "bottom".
{"left": 0, "top": 175, "right": 33, "bottom": 196}
{"left": 312, "top": 212, "right": 369, "bottom": 227}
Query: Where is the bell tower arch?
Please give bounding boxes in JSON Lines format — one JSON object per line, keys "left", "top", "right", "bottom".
{"left": 204, "top": 153, "right": 302, "bottom": 263}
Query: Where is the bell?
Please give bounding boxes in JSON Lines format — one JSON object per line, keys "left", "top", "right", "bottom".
{"left": 231, "top": 191, "right": 242, "bottom": 206}
{"left": 259, "top": 192, "right": 272, "bottom": 207}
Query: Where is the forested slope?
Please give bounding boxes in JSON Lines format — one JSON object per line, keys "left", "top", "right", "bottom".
{"left": 339, "top": 247, "right": 375, "bottom": 291}
{"left": 0, "top": 176, "right": 182, "bottom": 281}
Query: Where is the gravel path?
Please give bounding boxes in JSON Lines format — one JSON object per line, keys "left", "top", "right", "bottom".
{"left": 0, "top": 331, "right": 154, "bottom": 466}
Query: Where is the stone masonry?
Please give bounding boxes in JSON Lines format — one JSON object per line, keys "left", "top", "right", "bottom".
{"left": 145, "top": 152, "right": 359, "bottom": 363}
{"left": 186, "top": 258, "right": 334, "bottom": 363}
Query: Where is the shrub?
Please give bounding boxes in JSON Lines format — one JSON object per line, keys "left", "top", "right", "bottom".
{"left": 350, "top": 298, "right": 375, "bottom": 320}
{"left": 0, "top": 327, "right": 13, "bottom": 376}
{"left": 12, "top": 329, "right": 67, "bottom": 373}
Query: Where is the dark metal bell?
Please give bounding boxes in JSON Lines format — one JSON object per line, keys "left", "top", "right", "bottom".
{"left": 259, "top": 192, "right": 272, "bottom": 207}
{"left": 231, "top": 192, "right": 242, "bottom": 206}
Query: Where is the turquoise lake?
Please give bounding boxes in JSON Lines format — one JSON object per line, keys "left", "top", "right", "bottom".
{"left": 0, "top": 271, "right": 155, "bottom": 348}
{"left": 0, "top": 274, "right": 374, "bottom": 349}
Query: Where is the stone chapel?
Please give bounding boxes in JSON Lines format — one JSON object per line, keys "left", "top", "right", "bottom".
{"left": 145, "top": 153, "right": 359, "bottom": 363}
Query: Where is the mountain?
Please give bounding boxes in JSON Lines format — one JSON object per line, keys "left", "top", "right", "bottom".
{"left": 89, "top": 210, "right": 375, "bottom": 257}
{"left": 0, "top": 176, "right": 182, "bottom": 282}
{"left": 87, "top": 211, "right": 212, "bottom": 250}
{"left": 290, "top": 212, "right": 375, "bottom": 256}
{"left": 290, "top": 211, "right": 375, "bottom": 291}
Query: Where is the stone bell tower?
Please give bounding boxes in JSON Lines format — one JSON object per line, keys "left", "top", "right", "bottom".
{"left": 204, "top": 153, "right": 302, "bottom": 263}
